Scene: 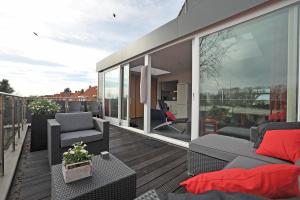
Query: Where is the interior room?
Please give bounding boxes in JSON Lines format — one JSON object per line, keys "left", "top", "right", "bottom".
{"left": 150, "top": 40, "right": 192, "bottom": 141}
{"left": 128, "top": 57, "right": 145, "bottom": 130}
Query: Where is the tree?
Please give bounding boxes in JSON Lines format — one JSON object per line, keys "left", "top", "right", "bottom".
{"left": 64, "top": 88, "right": 72, "bottom": 93}
{"left": 0, "top": 79, "right": 14, "bottom": 93}
{"left": 199, "top": 29, "right": 232, "bottom": 80}
{"left": 80, "top": 89, "right": 84, "bottom": 93}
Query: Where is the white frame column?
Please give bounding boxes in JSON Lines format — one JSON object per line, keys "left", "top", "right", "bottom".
{"left": 287, "top": 5, "right": 299, "bottom": 122}
{"left": 191, "top": 36, "right": 200, "bottom": 140}
{"left": 120, "top": 63, "right": 130, "bottom": 127}
{"left": 144, "top": 54, "right": 151, "bottom": 133}
{"left": 297, "top": 5, "right": 300, "bottom": 121}
{"left": 98, "top": 72, "right": 105, "bottom": 118}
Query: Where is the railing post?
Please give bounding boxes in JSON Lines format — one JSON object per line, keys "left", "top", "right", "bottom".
{"left": 0, "top": 95, "right": 4, "bottom": 176}
{"left": 21, "top": 99, "right": 24, "bottom": 130}
{"left": 23, "top": 99, "right": 26, "bottom": 127}
{"left": 65, "top": 98, "right": 69, "bottom": 113}
{"left": 11, "top": 97, "right": 15, "bottom": 152}
{"left": 17, "top": 98, "right": 20, "bottom": 138}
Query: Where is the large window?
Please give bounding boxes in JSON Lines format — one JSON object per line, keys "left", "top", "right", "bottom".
{"left": 199, "top": 6, "right": 298, "bottom": 137}
{"left": 104, "top": 68, "right": 120, "bottom": 118}
{"left": 98, "top": 72, "right": 104, "bottom": 117}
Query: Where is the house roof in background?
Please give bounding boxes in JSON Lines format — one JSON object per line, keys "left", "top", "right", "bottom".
{"left": 80, "top": 86, "right": 97, "bottom": 98}
{"left": 41, "top": 86, "right": 97, "bottom": 100}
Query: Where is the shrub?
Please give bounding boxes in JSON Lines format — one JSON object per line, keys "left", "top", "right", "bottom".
{"left": 28, "top": 99, "right": 61, "bottom": 115}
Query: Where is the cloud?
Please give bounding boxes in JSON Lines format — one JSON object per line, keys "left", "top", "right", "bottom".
{"left": 0, "top": 0, "right": 185, "bottom": 96}
{"left": 0, "top": 53, "right": 65, "bottom": 67}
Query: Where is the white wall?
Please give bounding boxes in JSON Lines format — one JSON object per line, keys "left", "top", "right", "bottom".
{"left": 155, "top": 69, "right": 192, "bottom": 118}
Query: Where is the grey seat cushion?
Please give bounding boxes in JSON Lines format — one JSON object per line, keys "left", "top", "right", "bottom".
{"left": 217, "top": 127, "right": 250, "bottom": 140}
{"left": 167, "top": 191, "right": 268, "bottom": 200}
{"left": 60, "top": 129, "right": 103, "bottom": 147}
{"left": 224, "top": 156, "right": 274, "bottom": 169}
{"left": 55, "top": 112, "right": 94, "bottom": 133}
{"left": 190, "top": 134, "right": 290, "bottom": 164}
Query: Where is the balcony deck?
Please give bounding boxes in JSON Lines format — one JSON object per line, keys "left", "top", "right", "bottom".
{"left": 8, "top": 125, "right": 188, "bottom": 200}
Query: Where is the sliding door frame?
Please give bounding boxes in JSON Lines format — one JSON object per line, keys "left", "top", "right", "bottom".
{"left": 120, "top": 63, "right": 130, "bottom": 126}
{"left": 103, "top": 66, "right": 121, "bottom": 125}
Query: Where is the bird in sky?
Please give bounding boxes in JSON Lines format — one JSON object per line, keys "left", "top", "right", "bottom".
{"left": 113, "top": 13, "right": 116, "bottom": 18}
{"left": 33, "top": 32, "right": 39, "bottom": 37}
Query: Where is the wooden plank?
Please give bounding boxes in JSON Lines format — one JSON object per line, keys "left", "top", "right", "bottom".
{"left": 110, "top": 140, "right": 151, "bottom": 154}
{"left": 132, "top": 148, "right": 183, "bottom": 171}
{"left": 112, "top": 143, "right": 155, "bottom": 161}
{"left": 110, "top": 138, "right": 149, "bottom": 153}
{"left": 137, "top": 154, "right": 186, "bottom": 188}
{"left": 136, "top": 163, "right": 187, "bottom": 196}
{"left": 8, "top": 125, "right": 189, "bottom": 200}
{"left": 156, "top": 170, "right": 188, "bottom": 194}
{"left": 125, "top": 145, "right": 175, "bottom": 166}
{"left": 109, "top": 135, "right": 145, "bottom": 148}
{"left": 135, "top": 150, "right": 186, "bottom": 179}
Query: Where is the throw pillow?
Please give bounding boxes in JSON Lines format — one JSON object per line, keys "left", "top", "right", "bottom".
{"left": 256, "top": 129, "right": 300, "bottom": 163}
{"left": 254, "top": 122, "right": 300, "bottom": 148}
{"left": 180, "top": 164, "right": 300, "bottom": 199}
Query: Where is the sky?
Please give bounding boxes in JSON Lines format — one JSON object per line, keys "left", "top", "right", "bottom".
{"left": 0, "top": 0, "right": 185, "bottom": 96}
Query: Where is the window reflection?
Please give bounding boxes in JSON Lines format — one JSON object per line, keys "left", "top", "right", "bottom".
{"left": 105, "top": 68, "right": 120, "bottom": 118}
{"left": 199, "top": 7, "right": 297, "bottom": 138}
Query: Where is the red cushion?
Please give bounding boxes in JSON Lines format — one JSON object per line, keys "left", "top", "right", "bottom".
{"left": 180, "top": 164, "right": 300, "bottom": 199}
{"left": 165, "top": 111, "right": 176, "bottom": 121}
{"left": 256, "top": 129, "right": 300, "bottom": 163}
{"left": 278, "top": 111, "right": 286, "bottom": 122}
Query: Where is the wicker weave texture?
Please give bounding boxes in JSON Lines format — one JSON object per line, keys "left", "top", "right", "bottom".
{"left": 51, "top": 154, "right": 136, "bottom": 200}
{"left": 187, "top": 150, "right": 228, "bottom": 176}
{"left": 47, "top": 118, "right": 109, "bottom": 166}
{"left": 135, "top": 189, "right": 161, "bottom": 200}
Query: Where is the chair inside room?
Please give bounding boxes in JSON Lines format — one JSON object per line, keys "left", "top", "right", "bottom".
{"left": 153, "top": 100, "right": 188, "bottom": 133}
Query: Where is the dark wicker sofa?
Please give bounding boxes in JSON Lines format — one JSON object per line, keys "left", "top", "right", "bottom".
{"left": 47, "top": 112, "right": 109, "bottom": 165}
{"left": 187, "top": 134, "right": 292, "bottom": 176}
{"left": 137, "top": 122, "right": 300, "bottom": 199}
{"left": 188, "top": 123, "right": 300, "bottom": 176}
{"left": 187, "top": 122, "right": 300, "bottom": 200}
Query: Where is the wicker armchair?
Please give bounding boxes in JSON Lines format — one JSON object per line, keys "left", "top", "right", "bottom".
{"left": 47, "top": 112, "right": 109, "bottom": 165}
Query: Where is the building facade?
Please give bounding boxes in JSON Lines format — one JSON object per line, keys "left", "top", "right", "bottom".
{"left": 96, "top": 0, "right": 300, "bottom": 146}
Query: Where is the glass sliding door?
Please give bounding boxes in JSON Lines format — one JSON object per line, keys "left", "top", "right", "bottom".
{"left": 98, "top": 72, "right": 104, "bottom": 118}
{"left": 198, "top": 5, "right": 298, "bottom": 138}
{"left": 104, "top": 67, "right": 120, "bottom": 123}
{"left": 121, "top": 64, "right": 130, "bottom": 125}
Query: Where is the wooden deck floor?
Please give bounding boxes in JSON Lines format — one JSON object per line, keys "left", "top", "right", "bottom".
{"left": 8, "top": 125, "right": 188, "bottom": 200}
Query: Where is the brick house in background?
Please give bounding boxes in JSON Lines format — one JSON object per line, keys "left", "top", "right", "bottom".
{"left": 79, "top": 86, "right": 97, "bottom": 101}
{"left": 42, "top": 86, "right": 98, "bottom": 101}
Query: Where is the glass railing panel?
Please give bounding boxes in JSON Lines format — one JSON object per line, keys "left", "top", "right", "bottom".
{"left": 0, "top": 93, "right": 27, "bottom": 176}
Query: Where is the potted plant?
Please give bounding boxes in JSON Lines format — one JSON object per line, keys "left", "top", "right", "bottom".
{"left": 28, "top": 99, "right": 61, "bottom": 151}
{"left": 62, "top": 142, "right": 93, "bottom": 183}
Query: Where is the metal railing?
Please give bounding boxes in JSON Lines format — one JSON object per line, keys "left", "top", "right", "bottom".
{"left": 0, "top": 92, "right": 27, "bottom": 176}
{"left": 40, "top": 97, "right": 102, "bottom": 116}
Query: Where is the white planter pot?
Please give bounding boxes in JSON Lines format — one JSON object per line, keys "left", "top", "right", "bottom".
{"left": 62, "top": 160, "right": 92, "bottom": 183}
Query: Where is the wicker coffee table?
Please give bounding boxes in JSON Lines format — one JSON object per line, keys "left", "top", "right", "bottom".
{"left": 51, "top": 153, "right": 136, "bottom": 200}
